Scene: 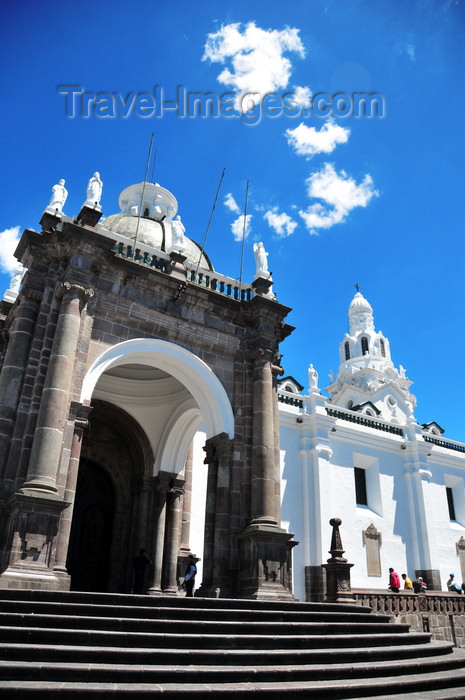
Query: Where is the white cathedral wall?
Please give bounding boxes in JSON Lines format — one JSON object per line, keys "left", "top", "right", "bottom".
{"left": 280, "top": 402, "right": 465, "bottom": 597}
{"left": 189, "top": 429, "right": 208, "bottom": 587}
{"left": 190, "top": 410, "right": 465, "bottom": 598}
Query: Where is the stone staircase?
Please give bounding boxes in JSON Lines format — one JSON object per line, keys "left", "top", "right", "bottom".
{"left": 0, "top": 590, "right": 464, "bottom": 697}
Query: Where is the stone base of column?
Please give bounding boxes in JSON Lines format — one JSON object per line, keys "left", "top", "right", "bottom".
{"left": 416, "top": 569, "right": 441, "bottom": 591}
{"left": 322, "top": 561, "right": 356, "bottom": 604}
{"left": 305, "top": 565, "right": 326, "bottom": 602}
{"left": 0, "top": 492, "right": 70, "bottom": 591}
{"left": 237, "top": 524, "right": 297, "bottom": 600}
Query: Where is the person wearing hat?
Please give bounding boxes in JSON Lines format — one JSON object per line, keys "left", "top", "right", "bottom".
{"left": 447, "top": 574, "right": 462, "bottom": 594}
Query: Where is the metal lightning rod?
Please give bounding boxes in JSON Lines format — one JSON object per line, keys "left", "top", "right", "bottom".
{"left": 239, "top": 180, "right": 249, "bottom": 286}
{"left": 194, "top": 167, "right": 226, "bottom": 276}
{"left": 133, "top": 132, "right": 154, "bottom": 249}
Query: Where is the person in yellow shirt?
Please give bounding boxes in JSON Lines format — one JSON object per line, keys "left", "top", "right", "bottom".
{"left": 402, "top": 573, "right": 413, "bottom": 590}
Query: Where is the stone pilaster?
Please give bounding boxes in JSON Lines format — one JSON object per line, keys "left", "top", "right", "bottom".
{"left": 0, "top": 291, "right": 40, "bottom": 484}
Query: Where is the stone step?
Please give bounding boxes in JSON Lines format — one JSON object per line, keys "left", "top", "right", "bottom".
{"left": 0, "top": 646, "right": 461, "bottom": 684}
{"left": 0, "top": 625, "right": 431, "bottom": 650}
{"left": 0, "top": 612, "right": 411, "bottom": 637}
{"left": 1, "top": 661, "right": 465, "bottom": 698}
{"left": 0, "top": 640, "right": 451, "bottom": 667}
{"left": 0, "top": 589, "right": 371, "bottom": 613}
{"left": 0, "top": 599, "right": 392, "bottom": 624}
{"left": 0, "top": 590, "right": 461, "bottom": 697}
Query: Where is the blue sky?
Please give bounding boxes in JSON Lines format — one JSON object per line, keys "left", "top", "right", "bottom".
{"left": 1, "top": 0, "right": 464, "bottom": 437}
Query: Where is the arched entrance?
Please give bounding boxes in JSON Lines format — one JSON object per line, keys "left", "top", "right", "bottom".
{"left": 67, "top": 400, "right": 154, "bottom": 593}
{"left": 66, "top": 461, "right": 115, "bottom": 592}
{"left": 71, "top": 339, "right": 235, "bottom": 595}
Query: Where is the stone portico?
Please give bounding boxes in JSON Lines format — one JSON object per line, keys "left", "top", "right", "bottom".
{"left": 0, "top": 177, "right": 296, "bottom": 599}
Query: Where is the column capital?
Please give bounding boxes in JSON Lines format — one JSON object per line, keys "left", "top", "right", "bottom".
{"left": 57, "top": 281, "right": 94, "bottom": 303}
{"left": 204, "top": 432, "right": 234, "bottom": 464}
{"left": 68, "top": 401, "right": 93, "bottom": 430}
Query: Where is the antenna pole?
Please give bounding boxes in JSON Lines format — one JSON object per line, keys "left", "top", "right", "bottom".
{"left": 239, "top": 180, "right": 249, "bottom": 286}
{"left": 150, "top": 147, "right": 157, "bottom": 183}
{"left": 133, "top": 132, "right": 154, "bottom": 248}
{"left": 195, "top": 167, "right": 225, "bottom": 275}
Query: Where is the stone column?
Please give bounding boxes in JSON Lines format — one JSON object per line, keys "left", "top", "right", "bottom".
{"left": 0, "top": 291, "right": 40, "bottom": 481}
{"left": 147, "top": 475, "right": 169, "bottom": 595}
{"left": 0, "top": 283, "right": 93, "bottom": 590}
{"left": 196, "top": 438, "right": 218, "bottom": 594}
{"left": 162, "top": 480, "right": 184, "bottom": 594}
{"left": 53, "top": 403, "right": 92, "bottom": 586}
{"left": 250, "top": 348, "right": 279, "bottom": 526}
{"left": 19, "top": 282, "right": 94, "bottom": 496}
{"left": 237, "top": 347, "right": 297, "bottom": 600}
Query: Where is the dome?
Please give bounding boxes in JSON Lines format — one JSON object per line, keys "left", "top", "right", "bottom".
{"left": 349, "top": 292, "right": 372, "bottom": 313}
{"left": 102, "top": 182, "right": 214, "bottom": 272}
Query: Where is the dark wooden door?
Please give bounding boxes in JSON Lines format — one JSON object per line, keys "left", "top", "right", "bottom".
{"left": 66, "top": 462, "right": 115, "bottom": 591}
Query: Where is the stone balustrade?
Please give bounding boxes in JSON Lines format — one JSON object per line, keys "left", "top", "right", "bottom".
{"left": 112, "top": 241, "right": 253, "bottom": 301}
{"left": 353, "top": 590, "right": 465, "bottom": 646}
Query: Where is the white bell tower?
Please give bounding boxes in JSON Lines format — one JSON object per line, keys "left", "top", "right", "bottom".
{"left": 326, "top": 291, "right": 417, "bottom": 424}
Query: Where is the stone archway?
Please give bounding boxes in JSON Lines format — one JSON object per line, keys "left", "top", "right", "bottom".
{"left": 67, "top": 400, "right": 154, "bottom": 593}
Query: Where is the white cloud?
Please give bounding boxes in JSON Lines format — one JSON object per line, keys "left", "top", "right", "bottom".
{"left": 224, "top": 192, "right": 241, "bottom": 214}
{"left": 406, "top": 43, "right": 416, "bottom": 61}
{"left": 0, "top": 226, "right": 21, "bottom": 273}
{"left": 286, "top": 120, "right": 350, "bottom": 158}
{"left": 299, "top": 163, "right": 378, "bottom": 233}
{"left": 264, "top": 207, "right": 297, "bottom": 237}
{"left": 292, "top": 85, "right": 312, "bottom": 108}
{"left": 231, "top": 214, "right": 252, "bottom": 242}
{"left": 203, "top": 22, "right": 305, "bottom": 97}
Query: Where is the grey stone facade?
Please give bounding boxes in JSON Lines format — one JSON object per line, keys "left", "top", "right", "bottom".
{"left": 0, "top": 194, "right": 296, "bottom": 600}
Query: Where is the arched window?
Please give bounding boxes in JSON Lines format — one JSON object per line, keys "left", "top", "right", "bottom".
{"left": 361, "top": 336, "right": 369, "bottom": 355}
{"left": 380, "top": 338, "right": 385, "bottom": 357}
{"left": 344, "top": 341, "right": 350, "bottom": 360}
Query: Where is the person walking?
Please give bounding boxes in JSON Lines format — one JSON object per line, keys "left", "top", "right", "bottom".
{"left": 388, "top": 567, "right": 401, "bottom": 592}
{"left": 184, "top": 555, "right": 197, "bottom": 597}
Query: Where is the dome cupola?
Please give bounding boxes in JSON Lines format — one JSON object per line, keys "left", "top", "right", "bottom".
{"left": 102, "top": 181, "right": 214, "bottom": 271}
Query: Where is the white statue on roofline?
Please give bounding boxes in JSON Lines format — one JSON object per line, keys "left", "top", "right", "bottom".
{"left": 46, "top": 179, "right": 68, "bottom": 214}
{"left": 83, "top": 172, "right": 103, "bottom": 210}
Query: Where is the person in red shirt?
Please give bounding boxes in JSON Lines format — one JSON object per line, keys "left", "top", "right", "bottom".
{"left": 388, "top": 567, "right": 401, "bottom": 592}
